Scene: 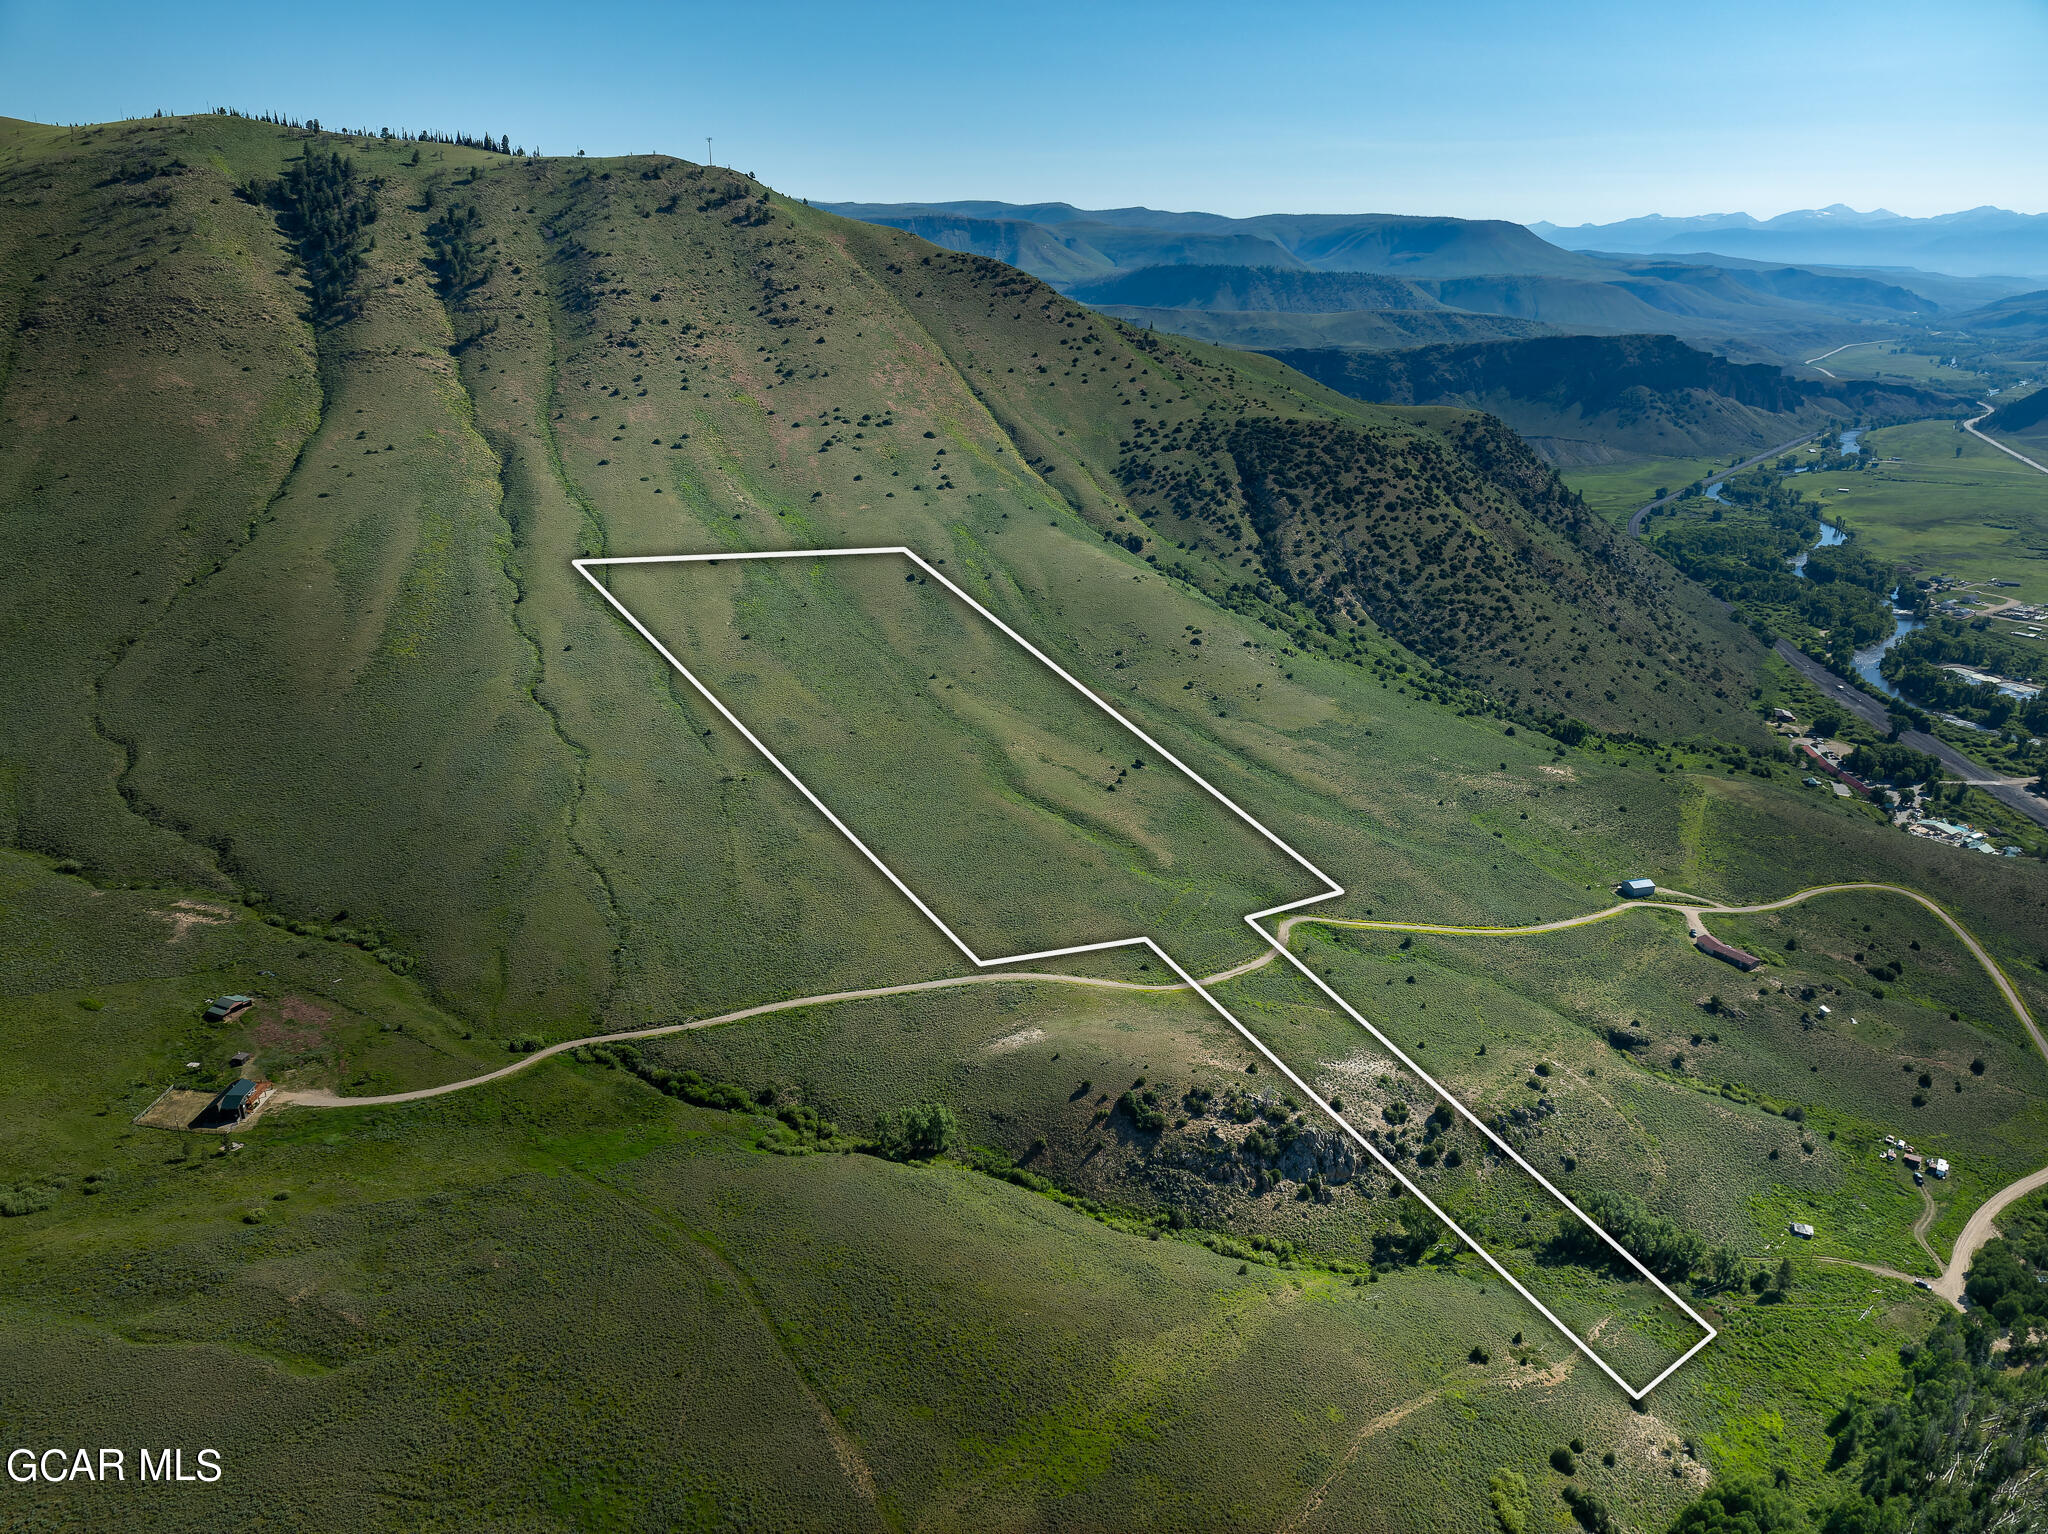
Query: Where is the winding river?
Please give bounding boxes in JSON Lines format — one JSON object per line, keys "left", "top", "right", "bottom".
{"left": 1775, "top": 431, "right": 1921, "bottom": 696}
{"left": 1699, "top": 431, "right": 1919, "bottom": 695}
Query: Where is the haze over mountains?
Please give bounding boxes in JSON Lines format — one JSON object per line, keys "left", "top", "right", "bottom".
{"left": 1533, "top": 205, "right": 2048, "bottom": 280}
{"left": 822, "top": 199, "right": 2029, "bottom": 349}
{"left": 822, "top": 199, "right": 2003, "bottom": 463}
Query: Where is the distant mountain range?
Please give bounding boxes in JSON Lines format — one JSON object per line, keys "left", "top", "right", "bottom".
{"left": 1532, "top": 206, "right": 2048, "bottom": 279}
{"left": 823, "top": 202, "right": 2030, "bottom": 356}
{"left": 818, "top": 200, "right": 1991, "bottom": 464}
{"left": 819, "top": 202, "right": 1593, "bottom": 281}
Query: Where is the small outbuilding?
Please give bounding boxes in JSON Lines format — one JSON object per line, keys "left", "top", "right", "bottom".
{"left": 1617, "top": 878, "right": 1656, "bottom": 899}
{"left": 204, "top": 994, "right": 254, "bottom": 1023}
{"left": 228, "top": 1051, "right": 254, "bottom": 1069}
{"left": 1789, "top": 1222, "right": 1815, "bottom": 1239}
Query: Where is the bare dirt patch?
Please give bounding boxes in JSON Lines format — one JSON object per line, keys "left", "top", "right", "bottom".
{"left": 985, "top": 1025, "right": 1048, "bottom": 1054}
{"left": 1503, "top": 1354, "right": 1576, "bottom": 1391}
{"left": 132, "top": 1087, "right": 221, "bottom": 1132}
{"left": 253, "top": 995, "right": 334, "bottom": 1054}
{"left": 1313, "top": 1049, "right": 1398, "bottom": 1090}
{"left": 157, "top": 899, "right": 235, "bottom": 940}
{"left": 1621, "top": 1407, "right": 1709, "bottom": 1489}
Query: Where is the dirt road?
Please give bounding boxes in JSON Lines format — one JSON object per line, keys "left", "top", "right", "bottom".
{"left": 279, "top": 966, "right": 1184, "bottom": 1109}
{"left": 277, "top": 879, "right": 2048, "bottom": 1308}
{"left": 1932, "top": 1163, "right": 2048, "bottom": 1303}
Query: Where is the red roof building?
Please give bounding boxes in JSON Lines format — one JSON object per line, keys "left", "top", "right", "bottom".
{"left": 1797, "top": 742, "right": 1872, "bottom": 796}
{"left": 1696, "top": 933, "right": 1761, "bottom": 971}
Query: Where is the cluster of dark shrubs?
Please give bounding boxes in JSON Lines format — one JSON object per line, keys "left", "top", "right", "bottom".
{"left": 1548, "top": 1188, "right": 1705, "bottom": 1283}
{"left": 576, "top": 1042, "right": 839, "bottom": 1148}
{"left": 241, "top": 149, "right": 378, "bottom": 324}
{"left": 1116, "top": 1086, "right": 1169, "bottom": 1133}
{"left": 425, "top": 201, "right": 492, "bottom": 300}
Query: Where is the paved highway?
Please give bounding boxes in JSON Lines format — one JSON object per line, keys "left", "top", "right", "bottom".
{"left": 1626, "top": 431, "right": 1822, "bottom": 536}
{"left": 1624, "top": 459, "right": 2048, "bottom": 832}
{"left": 1964, "top": 401, "right": 2048, "bottom": 477}
{"left": 1771, "top": 640, "right": 2048, "bottom": 832}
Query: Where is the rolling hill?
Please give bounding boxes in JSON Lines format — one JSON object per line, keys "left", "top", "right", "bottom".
{"left": 1985, "top": 383, "right": 2048, "bottom": 438}
{"left": 1263, "top": 335, "right": 1964, "bottom": 463}
{"left": 0, "top": 113, "right": 1766, "bottom": 1037}
{"left": 1959, "top": 287, "right": 2048, "bottom": 343}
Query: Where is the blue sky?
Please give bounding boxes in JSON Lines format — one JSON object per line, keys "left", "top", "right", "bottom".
{"left": 5, "top": 0, "right": 2044, "bottom": 222}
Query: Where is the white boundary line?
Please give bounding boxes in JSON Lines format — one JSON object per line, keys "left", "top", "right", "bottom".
{"left": 574, "top": 545, "right": 1718, "bottom": 1399}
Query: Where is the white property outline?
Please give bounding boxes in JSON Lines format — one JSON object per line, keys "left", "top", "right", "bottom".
{"left": 575, "top": 545, "right": 1719, "bottom": 1399}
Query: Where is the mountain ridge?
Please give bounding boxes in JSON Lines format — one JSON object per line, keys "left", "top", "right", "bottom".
{"left": 1534, "top": 205, "right": 2048, "bottom": 278}
{"left": 1263, "top": 334, "right": 1964, "bottom": 464}
{"left": 820, "top": 201, "right": 1599, "bottom": 280}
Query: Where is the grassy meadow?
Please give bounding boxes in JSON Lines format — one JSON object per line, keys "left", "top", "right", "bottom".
{"left": 1804, "top": 343, "right": 1993, "bottom": 390}
{"left": 1562, "top": 454, "right": 1734, "bottom": 525}
{"left": 0, "top": 840, "right": 1953, "bottom": 1530}
{"left": 1806, "top": 418, "right": 2048, "bottom": 602}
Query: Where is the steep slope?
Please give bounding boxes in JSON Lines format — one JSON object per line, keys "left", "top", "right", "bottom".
{"left": 1985, "top": 384, "right": 2048, "bottom": 438}
{"left": 1108, "top": 393, "right": 1763, "bottom": 729}
{"left": 1265, "top": 335, "right": 1963, "bottom": 463}
{"left": 0, "top": 113, "right": 1764, "bottom": 1040}
{"left": 1961, "top": 287, "right": 2048, "bottom": 343}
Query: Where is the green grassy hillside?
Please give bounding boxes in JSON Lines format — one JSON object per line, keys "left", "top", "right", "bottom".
{"left": 1986, "top": 382, "right": 2048, "bottom": 436}
{"left": 0, "top": 111, "right": 1776, "bottom": 1033}
{"left": 4, "top": 114, "right": 2048, "bottom": 1532}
